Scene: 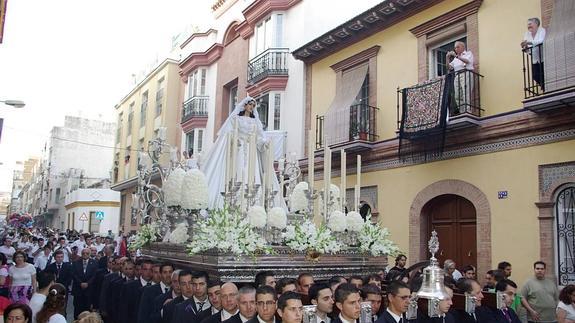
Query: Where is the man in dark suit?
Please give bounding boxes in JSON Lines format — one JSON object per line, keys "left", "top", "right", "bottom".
{"left": 332, "top": 283, "right": 362, "bottom": 323}
{"left": 309, "top": 283, "right": 334, "bottom": 323}
{"left": 492, "top": 280, "right": 521, "bottom": 323}
{"left": 92, "top": 253, "right": 115, "bottom": 311}
{"left": 197, "top": 280, "right": 223, "bottom": 323}
{"left": 98, "top": 256, "right": 122, "bottom": 323}
{"left": 225, "top": 285, "right": 257, "bottom": 323}
{"left": 277, "top": 291, "right": 302, "bottom": 323}
{"left": 138, "top": 262, "right": 174, "bottom": 323}
{"left": 98, "top": 244, "right": 114, "bottom": 269}
{"left": 118, "top": 259, "right": 155, "bottom": 323}
{"left": 108, "top": 258, "right": 136, "bottom": 323}
{"left": 168, "top": 270, "right": 201, "bottom": 323}
{"left": 71, "top": 247, "right": 99, "bottom": 318}
{"left": 375, "top": 281, "right": 411, "bottom": 323}
{"left": 454, "top": 279, "right": 497, "bottom": 323}
{"left": 241, "top": 285, "right": 274, "bottom": 323}
{"left": 45, "top": 249, "right": 73, "bottom": 288}
{"left": 199, "top": 282, "right": 239, "bottom": 323}
{"left": 153, "top": 270, "right": 181, "bottom": 323}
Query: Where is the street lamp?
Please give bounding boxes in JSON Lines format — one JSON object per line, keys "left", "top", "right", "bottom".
{"left": 0, "top": 100, "right": 25, "bottom": 108}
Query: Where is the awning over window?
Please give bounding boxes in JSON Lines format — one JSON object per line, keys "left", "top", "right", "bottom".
{"left": 324, "top": 64, "right": 368, "bottom": 147}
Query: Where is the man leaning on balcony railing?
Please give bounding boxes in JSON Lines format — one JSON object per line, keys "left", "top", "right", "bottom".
{"left": 521, "top": 17, "right": 546, "bottom": 91}
{"left": 447, "top": 41, "right": 474, "bottom": 115}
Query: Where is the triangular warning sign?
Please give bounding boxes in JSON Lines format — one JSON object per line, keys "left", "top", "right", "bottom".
{"left": 79, "top": 213, "right": 88, "bottom": 221}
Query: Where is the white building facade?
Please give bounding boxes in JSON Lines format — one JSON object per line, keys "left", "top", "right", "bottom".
{"left": 64, "top": 189, "right": 121, "bottom": 235}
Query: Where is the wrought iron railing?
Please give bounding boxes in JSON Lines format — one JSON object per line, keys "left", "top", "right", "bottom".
{"left": 315, "top": 104, "right": 379, "bottom": 149}
{"left": 248, "top": 48, "right": 289, "bottom": 84}
{"left": 523, "top": 44, "right": 545, "bottom": 98}
{"left": 182, "top": 96, "right": 208, "bottom": 122}
{"left": 396, "top": 70, "right": 483, "bottom": 130}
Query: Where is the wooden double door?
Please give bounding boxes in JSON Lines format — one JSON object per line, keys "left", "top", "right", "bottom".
{"left": 424, "top": 194, "right": 477, "bottom": 270}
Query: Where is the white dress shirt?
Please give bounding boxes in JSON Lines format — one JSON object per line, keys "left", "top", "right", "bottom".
{"left": 338, "top": 314, "right": 355, "bottom": 323}
{"left": 221, "top": 309, "right": 239, "bottom": 321}
{"left": 524, "top": 27, "right": 546, "bottom": 63}
{"left": 316, "top": 313, "right": 331, "bottom": 323}
{"left": 449, "top": 51, "right": 474, "bottom": 71}
{"left": 386, "top": 309, "right": 402, "bottom": 323}
{"left": 194, "top": 296, "right": 211, "bottom": 312}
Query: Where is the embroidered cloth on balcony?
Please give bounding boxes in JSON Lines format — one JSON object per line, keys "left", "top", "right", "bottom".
{"left": 324, "top": 64, "right": 368, "bottom": 147}
{"left": 399, "top": 73, "right": 452, "bottom": 161}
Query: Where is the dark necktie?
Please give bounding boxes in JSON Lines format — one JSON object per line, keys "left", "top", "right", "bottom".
{"left": 57, "top": 264, "right": 61, "bottom": 278}
{"left": 146, "top": 281, "right": 152, "bottom": 287}
{"left": 198, "top": 301, "right": 205, "bottom": 312}
{"left": 502, "top": 308, "right": 512, "bottom": 323}
{"left": 83, "top": 261, "right": 87, "bottom": 273}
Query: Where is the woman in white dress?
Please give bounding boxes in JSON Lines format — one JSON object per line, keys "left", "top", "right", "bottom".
{"left": 557, "top": 284, "right": 575, "bottom": 323}
{"left": 201, "top": 96, "right": 285, "bottom": 209}
{"left": 35, "top": 283, "right": 67, "bottom": 323}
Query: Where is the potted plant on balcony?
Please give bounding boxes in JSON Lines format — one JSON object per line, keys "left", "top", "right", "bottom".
{"left": 349, "top": 119, "right": 368, "bottom": 141}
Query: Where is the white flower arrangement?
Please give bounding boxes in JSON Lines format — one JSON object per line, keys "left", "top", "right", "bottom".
{"left": 164, "top": 168, "right": 186, "bottom": 207}
{"left": 327, "top": 210, "right": 347, "bottom": 232}
{"left": 267, "top": 207, "right": 287, "bottom": 229}
{"left": 290, "top": 182, "right": 309, "bottom": 213}
{"left": 181, "top": 169, "right": 209, "bottom": 210}
{"left": 330, "top": 184, "right": 340, "bottom": 199}
{"left": 168, "top": 222, "right": 189, "bottom": 244}
{"left": 346, "top": 211, "right": 364, "bottom": 232}
{"left": 129, "top": 222, "right": 161, "bottom": 251}
{"left": 247, "top": 206, "right": 267, "bottom": 229}
{"left": 283, "top": 220, "right": 342, "bottom": 254}
{"left": 187, "top": 207, "right": 272, "bottom": 257}
{"left": 358, "top": 216, "right": 400, "bottom": 256}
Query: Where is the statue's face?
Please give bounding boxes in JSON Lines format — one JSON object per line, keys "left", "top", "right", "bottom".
{"left": 244, "top": 100, "right": 256, "bottom": 113}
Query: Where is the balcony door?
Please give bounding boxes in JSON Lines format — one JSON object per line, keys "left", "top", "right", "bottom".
{"left": 424, "top": 194, "right": 477, "bottom": 270}
{"left": 429, "top": 36, "right": 467, "bottom": 78}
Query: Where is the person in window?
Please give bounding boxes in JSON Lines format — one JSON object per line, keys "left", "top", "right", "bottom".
{"left": 521, "top": 17, "right": 546, "bottom": 91}
{"left": 447, "top": 41, "right": 474, "bottom": 115}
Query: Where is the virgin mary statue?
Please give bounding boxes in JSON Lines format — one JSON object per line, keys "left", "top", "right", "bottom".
{"left": 201, "top": 96, "right": 286, "bottom": 209}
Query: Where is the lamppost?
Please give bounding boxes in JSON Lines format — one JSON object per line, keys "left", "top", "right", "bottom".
{"left": 0, "top": 100, "right": 25, "bottom": 108}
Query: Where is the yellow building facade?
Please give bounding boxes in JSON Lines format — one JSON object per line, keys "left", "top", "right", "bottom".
{"left": 294, "top": 0, "right": 575, "bottom": 286}
{"left": 111, "top": 59, "right": 182, "bottom": 233}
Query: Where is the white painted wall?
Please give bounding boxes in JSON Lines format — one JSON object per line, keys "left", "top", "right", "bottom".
{"left": 64, "top": 189, "right": 121, "bottom": 235}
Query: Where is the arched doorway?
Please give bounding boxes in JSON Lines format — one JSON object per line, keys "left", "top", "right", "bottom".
{"left": 423, "top": 194, "right": 477, "bottom": 270}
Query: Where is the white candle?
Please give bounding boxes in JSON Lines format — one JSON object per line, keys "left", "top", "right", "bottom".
{"left": 230, "top": 119, "right": 239, "bottom": 182}
{"left": 169, "top": 147, "right": 178, "bottom": 164}
{"left": 158, "top": 127, "right": 167, "bottom": 141}
{"left": 248, "top": 125, "right": 256, "bottom": 187}
{"left": 356, "top": 154, "right": 361, "bottom": 211}
{"left": 308, "top": 138, "right": 314, "bottom": 190}
{"left": 225, "top": 133, "right": 232, "bottom": 186}
{"left": 268, "top": 141, "right": 275, "bottom": 187}
{"left": 340, "top": 149, "right": 346, "bottom": 211}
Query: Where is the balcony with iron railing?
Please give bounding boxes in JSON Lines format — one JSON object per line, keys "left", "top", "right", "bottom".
{"left": 522, "top": 44, "right": 575, "bottom": 111}
{"left": 247, "top": 48, "right": 289, "bottom": 85}
{"left": 182, "top": 96, "right": 209, "bottom": 123}
{"left": 315, "top": 104, "right": 379, "bottom": 149}
{"left": 397, "top": 69, "right": 484, "bottom": 131}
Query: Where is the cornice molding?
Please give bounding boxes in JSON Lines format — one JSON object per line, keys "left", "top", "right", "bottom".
{"left": 409, "top": 0, "right": 483, "bottom": 37}
{"left": 237, "top": 0, "right": 302, "bottom": 39}
{"left": 179, "top": 43, "right": 224, "bottom": 78}
{"left": 246, "top": 75, "right": 289, "bottom": 97}
{"left": 330, "top": 45, "right": 380, "bottom": 72}
{"left": 180, "top": 29, "right": 218, "bottom": 49}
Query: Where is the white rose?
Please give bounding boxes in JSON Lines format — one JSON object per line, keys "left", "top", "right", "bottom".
{"left": 247, "top": 206, "right": 267, "bottom": 228}
{"left": 346, "top": 211, "right": 364, "bottom": 232}
{"left": 268, "top": 207, "right": 287, "bottom": 229}
{"left": 327, "top": 211, "right": 347, "bottom": 232}
{"left": 164, "top": 168, "right": 186, "bottom": 206}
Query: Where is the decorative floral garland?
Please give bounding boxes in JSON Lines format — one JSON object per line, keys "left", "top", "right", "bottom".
{"left": 129, "top": 222, "right": 161, "bottom": 251}
{"left": 283, "top": 220, "right": 343, "bottom": 255}
{"left": 358, "top": 215, "right": 400, "bottom": 257}
{"left": 187, "top": 207, "right": 273, "bottom": 257}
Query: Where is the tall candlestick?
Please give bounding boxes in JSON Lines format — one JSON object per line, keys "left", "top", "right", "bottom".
{"left": 248, "top": 125, "right": 256, "bottom": 187}
{"left": 268, "top": 140, "right": 275, "bottom": 187}
{"left": 355, "top": 154, "right": 362, "bottom": 211}
{"left": 308, "top": 138, "right": 314, "bottom": 190}
{"left": 340, "top": 149, "right": 346, "bottom": 211}
{"left": 324, "top": 146, "right": 331, "bottom": 219}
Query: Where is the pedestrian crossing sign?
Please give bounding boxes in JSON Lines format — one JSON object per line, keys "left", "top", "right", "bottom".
{"left": 95, "top": 211, "right": 104, "bottom": 220}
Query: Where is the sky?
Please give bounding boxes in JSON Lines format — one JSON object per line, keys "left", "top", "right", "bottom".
{"left": 0, "top": 0, "right": 212, "bottom": 192}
